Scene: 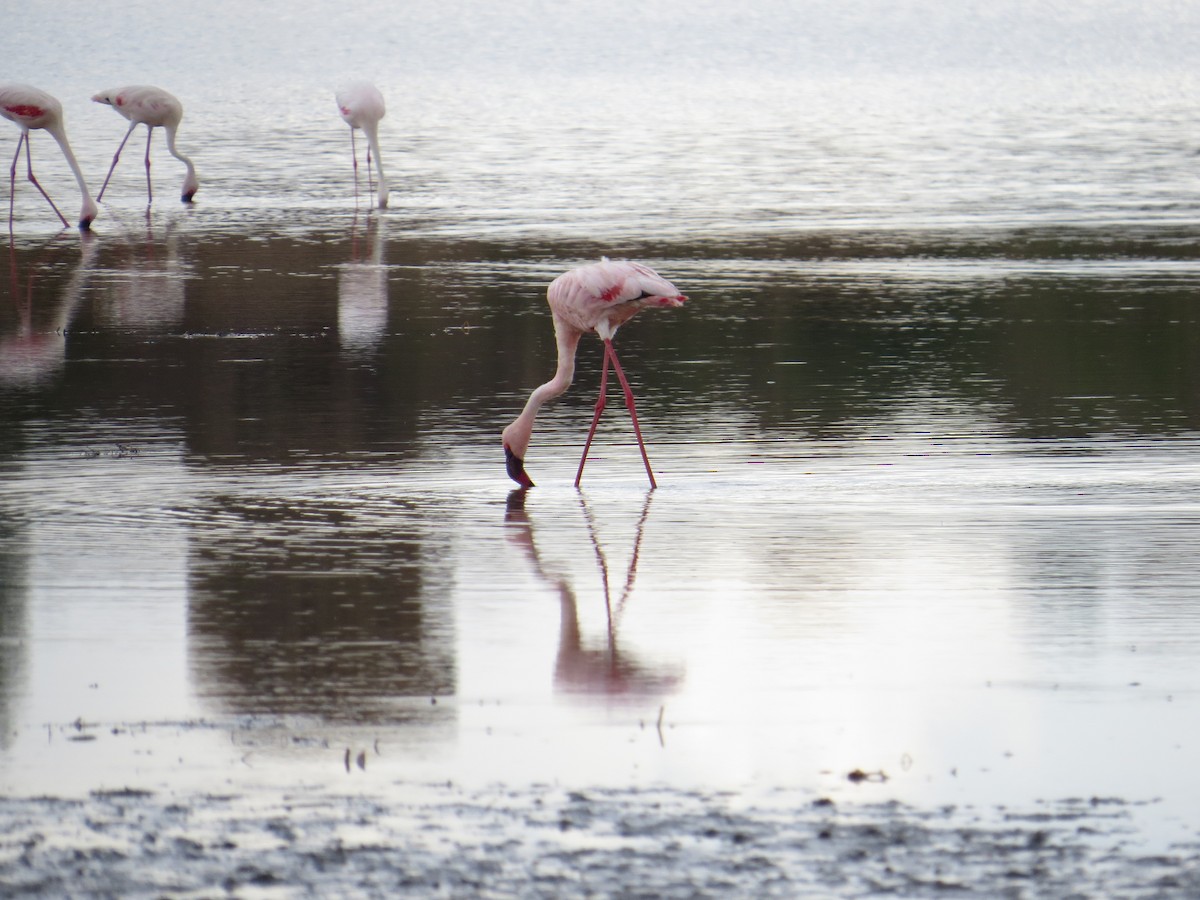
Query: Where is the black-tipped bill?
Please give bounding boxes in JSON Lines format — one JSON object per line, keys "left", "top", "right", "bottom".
{"left": 505, "top": 445, "right": 535, "bottom": 488}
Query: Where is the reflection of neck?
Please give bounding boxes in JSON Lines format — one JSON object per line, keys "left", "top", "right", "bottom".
{"left": 505, "top": 489, "right": 658, "bottom": 693}
{"left": 1, "top": 237, "right": 96, "bottom": 385}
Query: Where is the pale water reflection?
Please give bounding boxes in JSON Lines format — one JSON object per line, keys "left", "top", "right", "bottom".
{"left": 337, "top": 217, "right": 389, "bottom": 356}
{"left": 2, "top": 224, "right": 1200, "bottom": 859}
{"left": 504, "top": 489, "right": 684, "bottom": 699}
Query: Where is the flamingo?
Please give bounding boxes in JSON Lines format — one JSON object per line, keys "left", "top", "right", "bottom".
{"left": 92, "top": 85, "right": 199, "bottom": 204}
{"left": 502, "top": 258, "right": 687, "bottom": 489}
{"left": 335, "top": 81, "right": 388, "bottom": 209}
{"left": 0, "top": 84, "right": 97, "bottom": 231}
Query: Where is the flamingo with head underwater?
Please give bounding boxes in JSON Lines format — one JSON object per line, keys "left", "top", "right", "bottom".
{"left": 0, "top": 83, "right": 97, "bottom": 231}
{"left": 335, "top": 81, "right": 389, "bottom": 209}
{"left": 92, "top": 85, "right": 199, "bottom": 204}
{"left": 502, "top": 258, "right": 687, "bottom": 489}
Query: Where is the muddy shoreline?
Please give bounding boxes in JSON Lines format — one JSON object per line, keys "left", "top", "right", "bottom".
{"left": 3, "top": 779, "right": 1198, "bottom": 897}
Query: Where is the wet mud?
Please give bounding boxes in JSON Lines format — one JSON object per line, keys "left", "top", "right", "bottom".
{"left": 1, "top": 757, "right": 1198, "bottom": 897}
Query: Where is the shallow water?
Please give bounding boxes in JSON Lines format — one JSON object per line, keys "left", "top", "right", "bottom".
{"left": 3, "top": 0, "right": 1200, "bottom": 890}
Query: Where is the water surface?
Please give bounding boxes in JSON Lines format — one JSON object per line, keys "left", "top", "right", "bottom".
{"left": 2, "top": 0, "right": 1200, "bottom": 870}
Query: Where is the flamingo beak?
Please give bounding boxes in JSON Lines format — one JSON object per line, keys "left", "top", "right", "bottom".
{"left": 505, "top": 444, "right": 535, "bottom": 488}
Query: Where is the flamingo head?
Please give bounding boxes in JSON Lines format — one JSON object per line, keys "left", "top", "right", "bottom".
{"left": 181, "top": 172, "right": 199, "bottom": 203}
{"left": 644, "top": 291, "right": 686, "bottom": 309}
{"left": 504, "top": 443, "right": 535, "bottom": 489}
{"left": 79, "top": 197, "right": 98, "bottom": 231}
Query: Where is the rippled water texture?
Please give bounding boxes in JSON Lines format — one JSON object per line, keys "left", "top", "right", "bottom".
{"left": 3, "top": 0, "right": 1200, "bottom": 891}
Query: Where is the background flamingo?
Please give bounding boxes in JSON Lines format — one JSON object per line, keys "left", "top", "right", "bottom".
{"left": 502, "top": 258, "right": 687, "bottom": 489}
{"left": 0, "top": 84, "right": 97, "bottom": 231}
{"left": 335, "top": 81, "right": 388, "bottom": 209}
{"left": 92, "top": 85, "right": 199, "bottom": 204}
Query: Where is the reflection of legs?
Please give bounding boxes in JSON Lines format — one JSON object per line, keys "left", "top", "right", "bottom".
{"left": 21, "top": 136, "right": 69, "bottom": 228}
{"left": 605, "top": 341, "right": 657, "bottom": 490}
{"left": 575, "top": 346, "right": 611, "bottom": 487}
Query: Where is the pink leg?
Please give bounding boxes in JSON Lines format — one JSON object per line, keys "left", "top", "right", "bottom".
{"left": 20, "top": 134, "right": 69, "bottom": 229}
{"left": 143, "top": 126, "right": 154, "bottom": 204}
{"left": 605, "top": 340, "right": 657, "bottom": 489}
{"left": 8, "top": 136, "right": 20, "bottom": 231}
{"left": 349, "top": 128, "right": 360, "bottom": 204}
{"left": 365, "top": 141, "right": 376, "bottom": 198}
{"left": 575, "top": 346, "right": 610, "bottom": 487}
{"left": 97, "top": 122, "right": 137, "bottom": 202}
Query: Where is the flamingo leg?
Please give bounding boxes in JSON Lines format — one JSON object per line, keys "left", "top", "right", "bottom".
{"left": 574, "top": 345, "right": 611, "bottom": 487}
{"left": 604, "top": 340, "right": 658, "bottom": 490}
{"left": 8, "top": 135, "right": 20, "bottom": 231}
{"left": 143, "top": 125, "right": 154, "bottom": 205}
{"left": 365, "top": 140, "right": 376, "bottom": 199}
{"left": 19, "top": 133, "right": 69, "bottom": 229}
{"left": 97, "top": 121, "right": 138, "bottom": 203}
{"left": 348, "top": 127, "right": 360, "bottom": 204}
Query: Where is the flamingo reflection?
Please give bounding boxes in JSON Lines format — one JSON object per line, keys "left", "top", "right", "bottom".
{"left": 1, "top": 235, "right": 96, "bottom": 388}
{"left": 338, "top": 215, "right": 388, "bottom": 355}
{"left": 505, "top": 489, "right": 683, "bottom": 697}
{"left": 93, "top": 217, "right": 187, "bottom": 331}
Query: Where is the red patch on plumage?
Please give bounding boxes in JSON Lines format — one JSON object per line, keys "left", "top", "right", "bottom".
{"left": 115, "top": 96, "right": 125, "bottom": 106}
{"left": 599, "top": 285, "right": 621, "bottom": 302}
{"left": 5, "top": 104, "right": 45, "bottom": 119}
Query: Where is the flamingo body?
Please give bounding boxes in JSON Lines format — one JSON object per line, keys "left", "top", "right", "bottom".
{"left": 0, "top": 83, "right": 97, "bottom": 230}
{"left": 503, "top": 258, "right": 686, "bottom": 489}
{"left": 92, "top": 85, "right": 198, "bottom": 203}
{"left": 335, "top": 81, "right": 388, "bottom": 209}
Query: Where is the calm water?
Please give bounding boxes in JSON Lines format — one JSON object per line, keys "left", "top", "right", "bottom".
{"left": 2, "top": 0, "right": 1200, "bottom": 855}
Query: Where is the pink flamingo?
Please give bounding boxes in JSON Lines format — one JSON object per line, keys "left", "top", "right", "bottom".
{"left": 502, "top": 258, "right": 687, "bottom": 489}
{"left": 335, "top": 81, "right": 389, "bottom": 209}
{"left": 92, "top": 85, "right": 199, "bottom": 204}
{"left": 0, "top": 84, "right": 97, "bottom": 231}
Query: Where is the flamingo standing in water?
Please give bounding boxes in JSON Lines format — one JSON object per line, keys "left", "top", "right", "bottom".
{"left": 502, "top": 258, "right": 687, "bottom": 489}
{"left": 0, "top": 84, "right": 97, "bottom": 230}
{"left": 335, "top": 81, "right": 388, "bottom": 209}
{"left": 92, "top": 85, "right": 199, "bottom": 204}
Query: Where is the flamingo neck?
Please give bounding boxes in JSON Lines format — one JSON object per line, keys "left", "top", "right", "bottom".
{"left": 502, "top": 321, "right": 581, "bottom": 459}
{"left": 46, "top": 124, "right": 97, "bottom": 227}
{"left": 164, "top": 125, "right": 198, "bottom": 198}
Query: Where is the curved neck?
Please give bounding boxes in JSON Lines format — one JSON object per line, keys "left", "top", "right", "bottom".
{"left": 163, "top": 125, "right": 195, "bottom": 182}
{"left": 503, "top": 318, "right": 581, "bottom": 458}
{"left": 46, "top": 124, "right": 97, "bottom": 222}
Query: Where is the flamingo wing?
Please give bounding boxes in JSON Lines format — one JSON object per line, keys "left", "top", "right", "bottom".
{"left": 0, "top": 84, "right": 60, "bottom": 129}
